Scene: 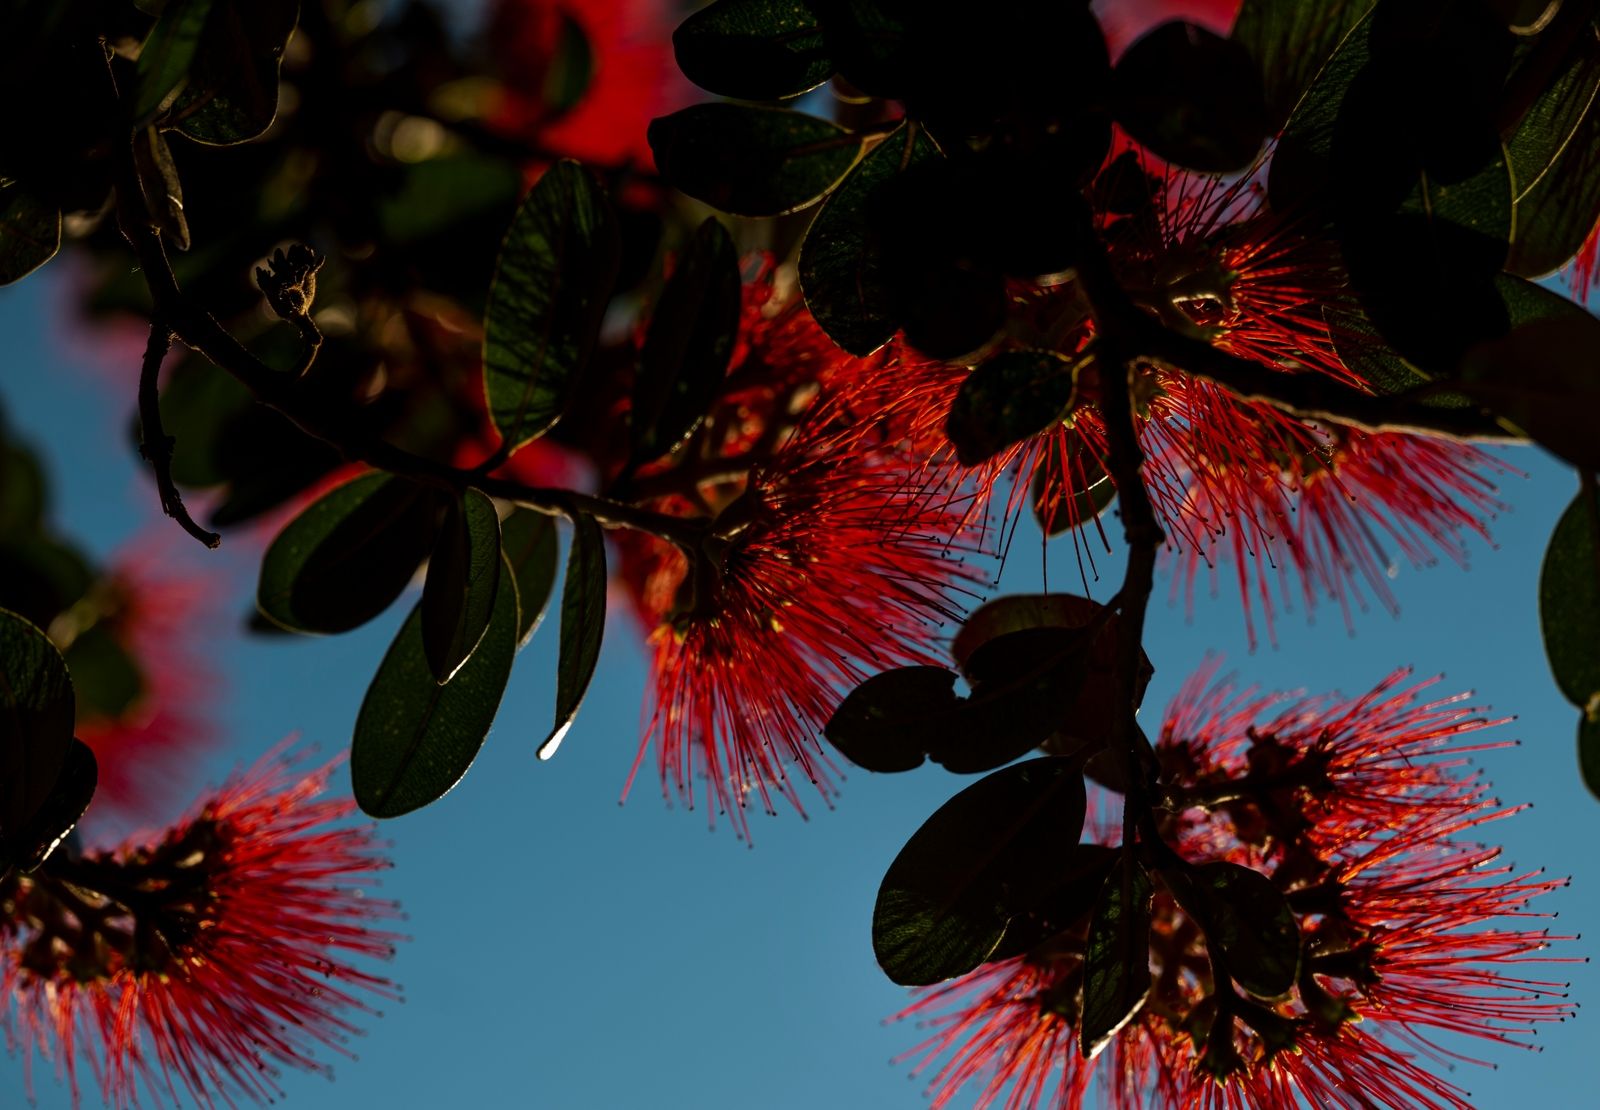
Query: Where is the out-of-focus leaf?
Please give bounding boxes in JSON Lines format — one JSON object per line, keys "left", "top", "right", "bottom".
{"left": 1080, "top": 855, "right": 1153, "bottom": 1059}
{"left": 631, "top": 218, "right": 741, "bottom": 464}
{"left": 1113, "top": 21, "right": 1268, "bottom": 173}
{"left": 483, "top": 161, "right": 620, "bottom": 452}
{"left": 376, "top": 154, "right": 523, "bottom": 244}
{"left": 798, "top": 121, "right": 941, "bottom": 356}
{"left": 352, "top": 555, "right": 519, "bottom": 818}
{"left": 499, "top": 508, "right": 559, "bottom": 646}
{"left": 420, "top": 490, "right": 502, "bottom": 684}
{"left": 648, "top": 103, "right": 864, "bottom": 216}
{"left": 874, "top": 758, "right": 1087, "bottom": 986}
{"left": 946, "top": 349, "right": 1082, "bottom": 467}
{"left": 539, "top": 512, "right": 605, "bottom": 760}
{"left": 1541, "top": 486, "right": 1600, "bottom": 710}
{"left": 673, "top": 0, "right": 833, "bottom": 100}
{"left": 63, "top": 626, "right": 145, "bottom": 722}
{"left": 0, "top": 435, "right": 46, "bottom": 535}
{"left": 171, "top": 0, "right": 300, "bottom": 145}
{"left": 0, "top": 608, "right": 76, "bottom": 845}
{"left": 0, "top": 181, "right": 60, "bottom": 286}
{"left": 257, "top": 473, "right": 443, "bottom": 634}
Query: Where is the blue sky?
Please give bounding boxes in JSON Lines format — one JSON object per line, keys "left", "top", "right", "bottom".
{"left": 1, "top": 264, "right": 1594, "bottom": 1109}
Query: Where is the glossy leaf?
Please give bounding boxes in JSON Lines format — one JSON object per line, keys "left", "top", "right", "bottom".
{"left": 352, "top": 555, "right": 519, "bottom": 818}
{"left": 673, "top": 0, "right": 833, "bottom": 100}
{"left": 1080, "top": 855, "right": 1153, "bottom": 1059}
{"left": 798, "top": 121, "right": 941, "bottom": 356}
{"left": 1113, "top": 21, "right": 1268, "bottom": 174}
{"left": 0, "top": 182, "right": 60, "bottom": 286}
{"left": 420, "top": 490, "right": 502, "bottom": 684}
{"left": 1190, "top": 861, "right": 1300, "bottom": 998}
{"left": 257, "top": 473, "right": 443, "bottom": 635}
{"left": 483, "top": 161, "right": 621, "bottom": 452}
{"left": 648, "top": 103, "right": 864, "bottom": 216}
{"left": 1579, "top": 711, "right": 1600, "bottom": 802}
{"left": 540, "top": 512, "right": 606, "bottom": 760}
{"left": 171, "top": 0, "right": 300, "bottom": 145}
{"left": 946, "top": 350, "right": 1082, "bottom": 468}
{"left": 499, "top": 508, "right": 560, "bottom": 646}
{"left": 1506, "top": 27, "right": 1600, "bottom": 278}
{"left": 825, "top": 666, "right": 960, "bottom": 772}
{"left": 132, "top": 0, "right": 213, "bottom": 123}
{"left": 632, "top": 218, "right": 741, "bottom": 464}
{"left": 874, "top": 758, "right": 1087, "bottom": 986}
{"left": 1231, "top": 0, "right": 1376, "bottom": 130}
{"left": 1540, "top": 488, "right": 1600, "bottom": 710}
{"left": 9, "top": 738, "right": 96, "bottom": 872}
{"left": 0, "top": 609, "right": 76, "bottom": 843}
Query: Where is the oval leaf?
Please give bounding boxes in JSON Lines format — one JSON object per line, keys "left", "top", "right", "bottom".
{"left": 798, "top": 121, "right": 942, "bottom": 356}
{"left": 1031, "top": 441, "right": 1116, "bottom": 537}
{"left": 874, "top": 758, "right": 1087, "bottom": 986}
{"left": 172, "top": 0, "right": 300, "bottom": 144}
{"left": 257, "top": 472, "right": 443, "bottom": 635}
{"left": 540, "top": 512, "right": 606, "bottom": 760}
{"left": 632, "top": 218, "right": 742, "bottom": 464}
{"left": 1579, "top": 711, "right": 1600, "bottom": 803}
{"left": 946, "top": 350, "right": 1082, "bottom": 468}
{"left": 1080, "top": 855, "right": 1153, "bottom": 1060}
{"left": 824, "top": 665, "right": 959, "bottom": 772}
{"left": 1191, "top": 861, "right": 1300, "bottom": 998}
{"left": 484, "top": 161, "right": 621, "bottom": 452}
{"left": 132, "top": 0, "right": 214, "bottom": 124}
{"left": 648, "top": 103, "right": 865, "bottom": 217}
{"left": 500, "top": 508, "right": 560, "bottom": 646}
{"left": 1230, "top": 0, "right": 1377, "bottom": 131}
{"left": 1457, "top": 305, "right": 1600, "bottom": 469}
{"left": 1541, "top": 487, "right": 1600, "bottom": 710}
{"left": 0, "top": 608, "right": 76, "bottom": 842}
{"left": 673, "top": 0, "right": 833, "bottom": 100}
{"left": 352, "top": 555, "right": 519, "bottom": 818}
{"left": 1113, "top": 21, "right": 1269, "bottom": 174}
{"left": 0, "top": 182, "right": 60, "bottom": 287}
{"left": 11, "top": 738, "right": 96, "bottom": 872}
{"left": 420, "top": 489, "right": 502, "bottom": 684}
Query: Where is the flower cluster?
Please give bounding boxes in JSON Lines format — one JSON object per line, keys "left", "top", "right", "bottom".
{"left": 1, "top": 747, "right": 402, "bottom": 1109}
{"left": 896, "top": 667, "right": 1574, "bottom": 1110}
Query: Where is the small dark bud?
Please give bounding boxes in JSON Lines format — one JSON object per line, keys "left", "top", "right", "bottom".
{"left": 255, "top": 243, "right": 324, "bottom": 320}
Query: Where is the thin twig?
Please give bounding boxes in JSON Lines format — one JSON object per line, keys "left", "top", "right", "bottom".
{"left": 136, "top": 322, "right": 221, "bottom": 549}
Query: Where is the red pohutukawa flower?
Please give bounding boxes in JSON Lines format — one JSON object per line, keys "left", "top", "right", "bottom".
{"left": 71, "top": 535, "right": 222, "bottom": 832}
{"left": 0, "top": 746, "right": 402, "bottom": 1109}
{"left": 895, "top": 666, "right": 1574, "bottom": 1110}
{"left": 620, "top": 419, "right": 982, "bottom": 838}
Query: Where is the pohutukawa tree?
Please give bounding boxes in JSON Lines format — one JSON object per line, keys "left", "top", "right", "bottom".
{"left": 0, "top": 0, "right": 1596, "bottom": 1106}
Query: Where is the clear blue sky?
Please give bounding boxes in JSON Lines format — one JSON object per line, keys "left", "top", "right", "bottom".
{"left": 1, "top": 265, "right": 1593, "bottom": 1109}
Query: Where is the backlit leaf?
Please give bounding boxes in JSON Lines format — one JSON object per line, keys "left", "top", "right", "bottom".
{"left": 1540, "top": 487, "right": 1600, "bottom": 710}
{"left": 420, "top": 490, "right": 502, "bottom": 684}
{"left": 500, "top": 509, "right": 560, "bottom": 646}
{"left": 0, "top": 608, "right": 75, "bottom": 843}
{"left": 1080, "top": 855, "right": 1153, "bottom": 1059}
{"left": 540, "top": 512, "right": 606, "bottom": 760}
{"left": 673, "top": 0, "right": 833, "bottom": 100}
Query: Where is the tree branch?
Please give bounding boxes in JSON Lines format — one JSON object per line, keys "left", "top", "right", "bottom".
{"left": 136, "top": 322, "right": 221, "bottom": 549}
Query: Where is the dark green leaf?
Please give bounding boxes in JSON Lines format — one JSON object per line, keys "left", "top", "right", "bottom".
{"left": 1031, "top": 437, "right": 1116, "bottom": 537}
{"left": 632, "top": 218, "right": 741, "bottom": 464}
{"left": 10, "top": 738, "right": 95, "bottom": 871}
{"left": 420, "top": 490, "right": 502, "bottom": 684}
{"left": 1579, "top": 711, "right": 1600, "bottom": 802}
{"left": 1080, "top": 855, "right": 1153, "bottom": 1059}
{"left": 648, "top": 103, "right": 864, "bottom": 217}
{"left": 1190, "top": 861, "right": 1300, "bottom": 998}
{"left": 1506, "top": 27, "right": 1600, "bottom": 278}
{"left": 946, "top": 350, "right": 1082, "bottom": 468}
{"left": 0, "top": 537, "right": 94, "bottom": 632}
{"left": 0, "top": 608, "right": 75, "bottom": 842}
{"left": 542, "top": 11, "right": 594, "bottom": 114}
{"left": 540, "top": 512, "right": 606, "bottom": 759}
{"left": 798, "top": 121, "right": 941, "bottom": 356}
{"left": 1540, "top": 487, "right": 1600, "bottom": 710}
{"left": 483, "top": 161, "right": 621, "bottom": 452}
{"left": 377, "top": 154, "right": 523, "bottom": 245}
{"left": 1114, "top": 21, "right": 1268, "bottom": 174}
{"left": 673, "top": 0, "right": 833, "bottom": 100}
{"left": 0, "top": 181, "right": 60, "bottom": 286}
{"left": 132, "top": 126, "right": 191, "bottom": 251}
{"left": 987, "top": 843, "right": 1119, "bottom": 962}
{"left": 875, "top": 758, "right": 1087, "bottom": 986}
{"left": 257, "top": 473, "right": 443, "bottom": 635}
{"left": 171, "top": 0, "right": 300, "bottom": 144}
{"left": 1231, "top": 0, "right": 1377, "bottom": 130}
{"left": 825, "top": 666, "right": 960, "bottom": 772}
{"left": 1456, "top": 302, "right": 1600, "bottom": 468}
{"left": 63, "top": 626, "right": 145, "bottom": 722}
{"left": 500, "top": 508, "right": 560, "bottom": 646}
{"left": 352, "top": 555, "right": 519, "bottom": 818}
{"left": 0, "top": 436, "right": 47, "bottom": 535}
{"left": 133, "top": 0, "right": 214, "bottom": 124}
